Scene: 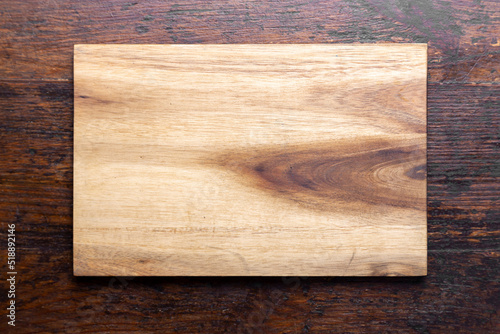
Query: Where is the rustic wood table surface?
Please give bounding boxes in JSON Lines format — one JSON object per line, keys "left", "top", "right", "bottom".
{"left": 1, "top": 0, "right": 499, "bottom": 333}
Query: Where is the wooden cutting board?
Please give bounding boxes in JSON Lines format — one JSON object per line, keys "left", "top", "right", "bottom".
{"left": 74, "top": 44, "right": 427, "bottom": 276}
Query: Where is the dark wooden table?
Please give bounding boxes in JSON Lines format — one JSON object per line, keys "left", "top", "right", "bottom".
{"left": 1, "top": 1, "right": 499, "bottom": 333}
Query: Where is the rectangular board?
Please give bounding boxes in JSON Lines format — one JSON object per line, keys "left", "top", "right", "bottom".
{"left": 74, "top": 44, "right": 427, "bottom": 276}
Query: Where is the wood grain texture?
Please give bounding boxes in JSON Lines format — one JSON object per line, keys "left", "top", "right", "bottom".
{"left": 0, "top": 0, "right": 499, "bottom": 332}
{"left": 74, "top": 44, "right": 427, "bottom": 276}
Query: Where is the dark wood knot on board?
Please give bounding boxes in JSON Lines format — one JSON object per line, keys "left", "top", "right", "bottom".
{"left": 210, "top": 137, "right": 426, "bottom": 213}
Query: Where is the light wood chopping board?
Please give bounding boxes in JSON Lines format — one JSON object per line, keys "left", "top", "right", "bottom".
{"left": 74, "top": 44, "right": 427, "bottom": 276}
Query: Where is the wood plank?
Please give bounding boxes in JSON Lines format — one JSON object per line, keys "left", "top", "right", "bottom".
{"left": 1, "top": 0, "right": 498, "bottom": 83}
{"left": 73, "top": 44, "right": 427, "bottom": 276}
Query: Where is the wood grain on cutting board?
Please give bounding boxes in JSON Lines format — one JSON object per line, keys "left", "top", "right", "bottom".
{"left": 73, "top": 44, "right": 427, "bottom": 276}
